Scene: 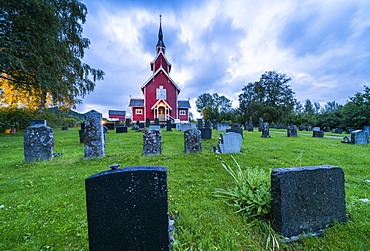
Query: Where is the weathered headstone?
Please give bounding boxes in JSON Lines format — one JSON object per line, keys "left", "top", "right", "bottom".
{"left": 261, "top": 122, "right": 270, "bottom": 138}
{"left": 200, "top": 128, "right": 212, "bottom": 139}
{"left": 85, "top": 166, "right": 169, "bottom": 251}
{"left": 166, "top": 120, "right": 172, "bottom": 131}
{"left": 218, "top": 132, "right": 242, "bottom": 153}
{"left": 226, "top": 127, "right": 243, "bottom": 139}
{"left": 259, "top": 118, "right": 264, "bottom": 132}
{"left": 217, "top": 124, "right": 229, "bottom": 131}
{"left": 245, "top": 117, "right": 253, "bottom": 131}
{"left": 143, "top": 129, "right": 162, "bottom": 156}
{"left": 145, "top": 118, "right": 151, "bottom": 127}
{"left": 84, "top": 110, "right": 105, "bottom": 159}
{"left": 184, "top": 128, "right": 202, "bottom": 153}
{"left": 351, "top": 130, "right": 369, "bottom": 145}
{"left": 271, "top": 165, "right": 346, "bottom": 238}
{"left": 154, "top": 118, "right": 160, "bottom": 126}
{"left": 116, "top": 126, "right": 128, "bottom": 133}
{"left": 313, "top": 130, "right": 324, "bottom": 138}
{"left": 24, "top": 124, "right": 54, "bottom": 161}
{"left": 287, "top": 125, "right": 298, "bottom": 137}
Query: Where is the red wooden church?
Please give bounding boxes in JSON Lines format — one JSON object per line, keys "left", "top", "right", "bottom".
{"left": 129, "top": 19, "right": 190, "bottom": 122}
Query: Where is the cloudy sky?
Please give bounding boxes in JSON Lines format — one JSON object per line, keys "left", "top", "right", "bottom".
{"left": 76, "top": 0, "right": 370, "bottom": 118}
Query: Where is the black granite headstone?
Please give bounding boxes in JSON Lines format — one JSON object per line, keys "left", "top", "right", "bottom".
{"left": 271, "top": 165, "right": 346, "bottom": 238}
{"left": 105, "top": 123, "right": 115, "bottom": 130}
{"left": 79, "top": 129, "right": 85, "bottom": 143}
{"left": 226, "top": 127, "right": 243, "bottom": 139}
{"left": 138, "top": 123, "right": 145, "bottom": 128}
{"left": 145, "top": 118, "right": 151, "bottom": 127}
{"left": 166, "top": 120, "right": 172, "bottom": 131}
{"left": 125, "top": 118, "right": 131, "bottom": 127}
{"left": 200, "top": 128, "right": 212, "bottom": 139}
{"left": 205, "top": 120, "right": 211, "bottom": 128}
{"left": 116, "top": 126, "right": 128, "bottom": 133}
{"left": 154, "top": 118, "right": 159, "bottom": 126}
{"left": 85, "top": 166, "right": 169, "bottom": 251}
{"left": 313, "top": 131, "right": 324, "bottom": 138}
{"left": 287, "top": 125, "right": 298, "bottom": 137}
{"left": 197, "top": 119, "right": 203, "bottom": 128}
{"left": 81, "top": 122, "right": 85, "bottom": 129}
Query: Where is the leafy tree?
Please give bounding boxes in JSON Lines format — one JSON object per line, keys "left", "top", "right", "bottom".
{"left": 238, "top": 71, "right": 295, "bottom": 124}
{"left": 196, "top": 93, "right": 232, "bottom": 121}
{"left": 0, "top": 0, "right": 104, "bottom": 110}
{"left": 341, "top": 86, "right": 370, "bottom": 128}
{"left": 320, "top": 101, "right": 344, "bottom": 129}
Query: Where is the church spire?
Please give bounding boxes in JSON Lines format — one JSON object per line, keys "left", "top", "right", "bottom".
{"left": 156, "top": 15, "right": 165, "bottom": 48}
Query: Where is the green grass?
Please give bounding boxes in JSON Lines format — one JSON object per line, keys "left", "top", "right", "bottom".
{"left": 0, "top": 127, "right": 369, "bottom": 250}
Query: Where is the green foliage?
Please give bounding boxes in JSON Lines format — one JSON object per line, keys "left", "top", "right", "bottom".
{"left": 214, "top": 155, "right": 271, "bottom": 219}
{"left": 196, "top": 93, "right": 232, "bottom": 121}
{"left": 0, "top": 0, "right": 104, "bottom": 110}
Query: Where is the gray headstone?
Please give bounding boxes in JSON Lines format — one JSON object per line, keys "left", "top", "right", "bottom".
{"left": 351, "top": 130, "right": 369, "bottom": 145}
{"left": 261, "top": 122, "right": 270, "bottom": 138}
{"left": 85, "top": 166, "right": 169, "bottom": 251}
{"left": 149, "top": 125, "right": 161, "bottom": 130}
{"left": 218, "top": 132, "right": 242, "bottom": 153}
{"left": 105, "top": 123, "right": 115, "bottom": 130}
{"left": 364, "top": 126, "right": 370, "bottom": 134}
{"left": 30, "top": 119, "right": 46, "bottom": 126}
{"left": 216, "top": 124, "right": 229, "bottom": 131}
{"left": 306, "top": 126, "right": 312, "bottom": 131}
{"left": 259, "top": 117, "right": 264, "bottom": 132}
{"left": 313, "top": 131, "right": 324, "bottom": 138}
{"left": 313, "top": 127, "right": 320, "bottom": 132}
{"left": 200, "top": 128, "right": 212, "bottom": 139}
{"left": 84, "top": 110, "right": 105, "bottom": 159}
{"left": 226, "top": 127, "right": 243, "bottom": 139}
{"left": 184, "top": 128, "right": 202, "bottom": 153}
{"left": 271, "top": 165, "right": 346, "bottom": 238}
{"left": 205, "top": 120, "right": 211, "bottom": 128}
{"left": 166, "top": 120, "right": 172, "bottom": 131}
{"left": 143, "top": 129, "right": 162, "bottom": 156}
{"left": 197, "top": 119, "right": 203, "bottom": 129}
{"left": 287, "top": 125, "right": 298, "bottom": 137}
{"left": 24, "top": 124, "right": 54, "bottom": 161}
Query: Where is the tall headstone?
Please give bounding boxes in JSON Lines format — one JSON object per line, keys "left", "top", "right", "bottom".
{"left": 197, "top": 119, "right": 203, "bottom": 129}
{"left": 145, "top": 118, "right": 151, "bottom": 127}
{"left": 125, "top": 118, "right": 131, "bottom": 127}
{"left": 218, "top": 132, "right": 242, "bottom": 153}
{"left": 246, "top": 117, "right": 254, "bottom": 131}
{"left": 261, "top": 122, "right": 270, "bottom": 138}
{"left": 351, "top": 130, "right": 369, "bottom": 145}
{"left": 143, "top": 129, "right": 162, "bottom": 156}
{"left": 205, "top": 120, "right": 211, "bottom": 128}
{"left": 271, "top": 165, "right": 346, "bottom": 238}
{"left": 184, "top": 128, "right": 202, "bottom": 153}
{"left": 154, "top": 118, "right": 159, "bottom": 126}
{"left": 259, "top": 117, "right": 264, "bottom": 132}
{"left": 84, "top": 110, "right": 105, "bottom": 159}
{"left": 85, "top": 166, "right": 169, "bottom": 251}
{"left": 363, "top": 126, "right": 370, "bottom": 135}
{"left": 287, "top": 125, "right": 298, "bottom": 137}
{"left": 166, "top": 120, "right": 172, "bottom": 131}
{"left": 79, "top": 122, "right": 85, "bottom": 144}
{"left": 24, "top": 124, "right": 54, "bottom": 161}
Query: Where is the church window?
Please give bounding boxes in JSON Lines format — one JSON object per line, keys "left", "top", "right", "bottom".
{"left": 180, "top": 110, "right": 186, "bottom": 115}
{"left": 156, "top": 86, "right": 166, "bottom": 100}
{"left": 136, "top": 109, "right": 142, "bottom": 115}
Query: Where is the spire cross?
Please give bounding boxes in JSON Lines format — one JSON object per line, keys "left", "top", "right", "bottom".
{"left": 159, "top": 14, "right": 162, "bottom": 24}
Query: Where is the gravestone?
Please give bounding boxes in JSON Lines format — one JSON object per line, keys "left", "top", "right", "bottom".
{"left": 261, "top": 122, "right": 270, "bottom": 138}
{"left": 143, "top": 129, "right": 162, "bottom": 156}
{"left": 258, "top": 118, "right": 264, "bottom": 132}
{"left": 79, "top": 129, "right": 85, "bottom": 143}
{"left": 30, "top": 119, "right": 46, "bottom": 126}
{"left": 178, "top": 123, "right": 195, "bottom": 131}
{"left": 138, "top": 123, "right": 145, "bottom": 128}
{"left": 363, "top": 126, "right": 370, "bottom": 134}
{"left": 306, "top": 126, "right": 312, "bottom": 131}
{"left": 184, "top": 128, "right": 202, "bottom": 153}
{"left": 62, "top": 126, "right": 68, "bottom": 130}
{"left": 132, "top": 124, "right": 139, "bottom": 130}
{"left": 125, "top": 118, "right": 131, "bottom": 127}
{"left": 313, "top": 127, "right": 320, "bottom": 131}
{"left": 217, "top": 124, "right": 229, "bottom": 131}
{"left": 245, "top": 117, "right": 253, "bottom": 131}
{"left": 105, "top": 123, "right": 115, "bottom": 130}
{"left": 85, "top": 166, "right": 169, "bottom": 251}
{"left": 299, "top": 126, "right": 305, "bottom": 131}
{"left": 205, "top": 120, "right": 211, "bottom": 128}
{"left": 145, "top": 118, "right": 151, "bottom": 127}
{"left": 24, "top": 124, "right": 54, "bottom": 161}
{"left": 200, "top": 128, "right": 212, "bottom": 140}
{"left": 149, "top": 125, "right": 161, "bottom": 130}
{"left": 197, "top": 119, "right": 203, "bottom": 128}
{"left": 116, "top": 126, "right": 128, "bottom": 133}
{"left": 84, "top": 110, "right": 105, "bottom": 159}
{"left": 271, "top": 165, "right": 346, "bottom": 238}
{"left": 226, "top": 127, "right": 243, "bottom": 139}
{"left": 351, "top": 130, "right": 369, "bottom": 145}
{"left": 218, "top": 132, "right": 242, "bottom": 153}
{"left": 346, "top": 129, "right": 355, "bottom": 134}
{"left": 166, "top": 120, "right": 172, "bottom": 131}
{"left": 154, "top": 118, "right": 160, "bottom": 126}
{"left": 313, "top": 131, "right": 324, "bottom": 138}
{"left": 287, "top": 125, "right": 298, "bottom": 137}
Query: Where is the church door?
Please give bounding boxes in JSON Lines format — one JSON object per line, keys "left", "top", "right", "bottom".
{"left": 158, "top": 107, "right": 165, "bottom": 121}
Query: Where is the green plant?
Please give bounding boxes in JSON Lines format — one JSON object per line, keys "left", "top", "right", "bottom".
{"left": 214, "top": 155, "right": 271, "bottom": 219}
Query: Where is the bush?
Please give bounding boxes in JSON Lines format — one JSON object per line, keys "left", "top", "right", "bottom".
{"left": 214, "top": 155, "right": 271, "bottom": 219}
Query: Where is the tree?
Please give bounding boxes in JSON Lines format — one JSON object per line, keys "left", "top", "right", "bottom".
{"left": 0, "top": 0, "right": 104, "bottom": 110}
{"left": 195, "top": 93, "right": 232, "bottom": 121}
{"left": 341, "top": 86, "right": 370, "bottom": 128}
{"left": 238, "top": 71, "right": 295, "bottom": 124}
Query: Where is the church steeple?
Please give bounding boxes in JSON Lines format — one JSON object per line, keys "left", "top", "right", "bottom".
{"left": 156, "top": 15, "right": 165, "bottom": 49}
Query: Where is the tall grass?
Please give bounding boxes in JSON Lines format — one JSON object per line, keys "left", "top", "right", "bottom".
{"left": 0, "top": 127, "right": 369, "bottom": 250}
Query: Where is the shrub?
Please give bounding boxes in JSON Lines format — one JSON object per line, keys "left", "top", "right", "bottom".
{"left": 214, "top": 155, "right": 271, "bottom": 219}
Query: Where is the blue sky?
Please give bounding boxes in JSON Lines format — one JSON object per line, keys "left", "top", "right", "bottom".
{"left": 76, "top": 0, "right": 370, "bottom": 119}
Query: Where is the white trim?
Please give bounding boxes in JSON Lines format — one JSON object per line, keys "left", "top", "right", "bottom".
{"left": 141, "top": 65, "right": 181, "bottom": 92}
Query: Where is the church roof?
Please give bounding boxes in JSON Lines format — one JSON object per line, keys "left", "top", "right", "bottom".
{"left": 141, "top": 65, "right": 181, "bottom": 92}
{"left": 156, "top": 23, "right": 165, "bottom": 48}
{"left": 128, "top": 98, "right": 144, "bottom": 107}
{"left": 178, "top": 100, "right": 191, "bottom": 109}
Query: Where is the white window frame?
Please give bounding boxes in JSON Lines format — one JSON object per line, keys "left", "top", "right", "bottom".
{"left": 180, "top": 110, "right": 186, "bottom": 115}
{"left": 136, "top": 109, "right": 143, "bottom": 115}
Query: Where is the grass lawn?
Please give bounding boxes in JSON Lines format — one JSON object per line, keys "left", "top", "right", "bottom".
{"left": 0, "top": 127, "right": 369, "bottom": 250}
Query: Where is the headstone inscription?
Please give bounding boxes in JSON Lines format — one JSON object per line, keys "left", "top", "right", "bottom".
{"left": 84, "top": 110, "right": 105, "bottom": 159}
{"left": 166, "top": 120, "right": 172, "bottom": 131}
{"left": 218, "top": 132, "right": 242, "bottom": 153}
{"left": 85, "top": 166, "right": 169, "bottom": 251}
{"left": 184, "top": 128, "right": 202, "bottom": 153}
{"left": 351, "top": 130, "right": 369, "bottom": 145}
{"left": 287, "top": 125, "right": 298, "bottom": 137}
{"left": 200, "top": 128, "right": 212, "bottom": 139}
{"left": 271, "top": 165, "right": 346, "bottom": 238}
{"left": 261, "top": 122, "right": 270, "bottom": 138}
{"left": 24, "top": 124, "right": 54, "bottom": 161}
{"left": 143, "top": 129, "right": 162, "bottom": 156}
